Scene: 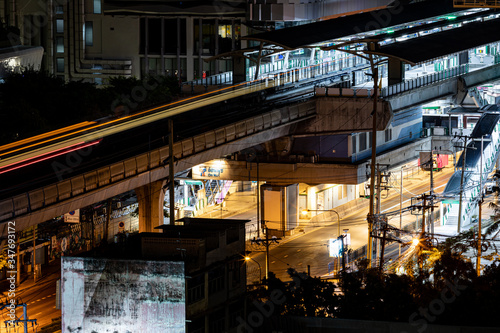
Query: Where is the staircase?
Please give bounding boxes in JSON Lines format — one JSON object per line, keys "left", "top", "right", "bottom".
{"left": 442, "top": 111, "right": 500, "bottom": 229}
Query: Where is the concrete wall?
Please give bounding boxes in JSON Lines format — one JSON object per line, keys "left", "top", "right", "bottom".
{"left": 61, "top": 257, "right": 185, "bottom": 332}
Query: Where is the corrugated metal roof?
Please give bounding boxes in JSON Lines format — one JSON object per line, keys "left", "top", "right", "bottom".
{"left": 243, "top": 1, "right": 464, "bottom": 49}
{"left": 378, "top": 17, "right": 500, "bottom": 64}
{"left": 443, "top": 170, "right": 473, "bottom": 195}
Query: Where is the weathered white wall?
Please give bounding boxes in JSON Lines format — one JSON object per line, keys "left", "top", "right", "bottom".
{"left": 62, "top": 257, "right": 185, "bottom": 332}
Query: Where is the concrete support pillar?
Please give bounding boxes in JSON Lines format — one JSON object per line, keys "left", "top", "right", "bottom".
{"left": 134, "top": 179, "right": 167, "bottom": 233}
{"left": 458, "top": 51, "right": 468, "bottom": 65}
{"left": 261, "top": 184, "right": 298, "bottom": 235}
{"left": 388, "top": 58, "right": 405, "bottom": 86}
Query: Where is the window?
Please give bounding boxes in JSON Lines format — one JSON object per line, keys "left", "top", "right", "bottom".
{"left": 84, "top": 22, "right": 93, "bottom": 46}
{"left": 228, "top": 261, "right": 241, "bottom": 288}
{"left": 56, "top": 37, "right": 64, "bottom": 53}
{"left": 360, "top": 132, "right": 367, "bottom": 151}
{"left": 385, "top": 128, "right": 392, "bottom": 142}
{"left": 208, "top": 266, "right": 225, "bottom": 295}
{"left": 139, "top": 18, "right": 186, "bottom": 55}
{"left": 226, "top": 227, "right": 239, "bottom": 244}
{"left": 93, "top": 0, "right": 101, "bottom": 14}
{"left": 193, "top": 19, "right": 216, "bottom": 55}
{"left": 368, "top": 132, "right": 372, "bottom": 148}
{"left": 338, "top": 185, "right": 344, "bottom": 200}
{"left": 55, "top": 6, "right": 63, "bottom": 14}
{"left": 352, "top": 135, "right": 356, "bottom": 154}
{"left": 209, "top": 309, "right": 225, "bottom": 333}
{"left": 187, "top": 274, "right": 205, "bottom": 304}
{"left": 56, "top": 19, "right": 64, "bottom": 33}
{"left": 56, "top": 58, "right": 64, "bottom": 72}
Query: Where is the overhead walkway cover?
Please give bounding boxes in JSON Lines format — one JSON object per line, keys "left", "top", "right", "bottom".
{"left": 243, "top": 0, "right": 463, "bottom": 49}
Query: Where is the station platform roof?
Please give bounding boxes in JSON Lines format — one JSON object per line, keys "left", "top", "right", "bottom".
{"left": 379, "top": 16, "right": 500, "bottom": 64}
{"left": 243, "top": 0, "right": 464, "bottom": 49}
{"left": 243, "top": 0, "right": 500, "bottom": 65}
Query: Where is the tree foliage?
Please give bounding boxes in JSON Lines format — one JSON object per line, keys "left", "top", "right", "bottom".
{"left": 248, "top": 253, "right": 500, "bottom": 327}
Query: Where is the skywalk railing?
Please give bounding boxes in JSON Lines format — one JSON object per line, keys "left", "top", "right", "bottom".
{"left": 381, "top": 64, "right": 469, "bottom": 97}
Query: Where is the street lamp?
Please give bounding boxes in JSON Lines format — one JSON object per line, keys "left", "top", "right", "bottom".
{"left": 302, "top": 209, "right": 341, "bottom": 236}
{"left": 245, "top": 256, "right": 262, "bottom": 284}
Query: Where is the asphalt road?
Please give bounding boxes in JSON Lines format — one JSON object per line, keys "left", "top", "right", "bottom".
{"left": 244, "top": 166, "right": 456, "bottom": 282}
{"left": 0, "top": 263, "right": 61, "bottom": 332}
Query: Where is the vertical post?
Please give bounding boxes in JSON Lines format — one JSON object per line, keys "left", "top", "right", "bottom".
{"left": 16, "top": 233, "right": 20, "bottom": 285}
{"left": 257, "top": 159, "right": 260, "bottom": 237}
{"left": 477, "top": 136, "right": 484, "bottom": 276}
{"left": 367, "top": 52, "right": 378, "bottom": 268}
{"left": 169, "top": 119, "right": 175, "bottom": 225}
{"left": 458, "top": 138, "right": 468, "bottom": 233}
{"left": 104, "top": 198, "right": 112, "bottom": 243}
{"left": 254, "top": 42, "right": 264, "bottom": 80}
{"left": 379, "top": 222, "right": 387, "bottom": 271}
{"left": 375, "top": 164, "right": 382, "bottom": 266}
{"left": 399, "top": 167, "right": 403, "bottom": 257}
{"left": 265, "top": 226, "right": 269, "bottom": 280}
{"left": 341, "top": 234, "right": 346, "bottom": 271}
{"left": 430, "top": 150, "right": 435, "bottom": 235}
{"left": 33, "top": 226, "right": 36, "bottom": 282}
{"left": 92, "top": 211, "right": 95, "bottom": 251}
{"left": 160, "top": 17, "right": 165, "bottom": 75}
{"left": 23, "top": 303, "right": 28, "bottom": 333}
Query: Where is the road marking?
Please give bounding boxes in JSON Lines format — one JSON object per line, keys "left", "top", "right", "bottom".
{"left": 32, "top": 312, "right": 42, "bottom": 317}
{"left": 271, "top": 261, "right": 275, "bottom": 264}
{"left": 42, "top": 297, "right": 46, "bottom": 300}
{"left": 297, "top": 249, "right": 301, "bottom": 252}
{"left": 284, "top": 254, "right": 288, "bottom": 258}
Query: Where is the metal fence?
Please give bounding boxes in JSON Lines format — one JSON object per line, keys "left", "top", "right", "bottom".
{"left": 381, "top": 64, "right": 469, "bottom": 97}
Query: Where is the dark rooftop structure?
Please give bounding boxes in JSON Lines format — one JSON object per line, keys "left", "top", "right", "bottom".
{"left": 243, "top": 0, "right": 465, "bottom": 49}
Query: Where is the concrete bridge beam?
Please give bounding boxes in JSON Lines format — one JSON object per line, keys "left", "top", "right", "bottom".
{"left": 295, "top": 97, "right": 393, "bottom": 135}
{"left": 134, "top": 180, "right": 167, "bottom": 233}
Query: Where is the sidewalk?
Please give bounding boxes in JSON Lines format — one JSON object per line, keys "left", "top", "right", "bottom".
{"left": 196, "top": 190, "right": 258, "bottom": 220}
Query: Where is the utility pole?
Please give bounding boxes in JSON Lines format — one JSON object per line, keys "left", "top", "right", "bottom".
{"left": 33, "top": 226, "right": 36, "bottom": 282}
{"left": 399, "top": 167, "right": 403, "bottom": 257}
{"left": 251, "top": 225, "right": 281, "bottom": 281}
{"left": 410, "top": 192, "right": 436, "bottom": 272}
{"left": 429, "top": 149, "right": 435, "bottom": 235}
{"left": 367, "top": 52, "right": 378, "bottom": 269}
{"left": 477, "top": 135, "right": 484, "bottom": 276}
{"left": 0, "top": 303, "right": 37, "bottom": 333}
{"left": 373, "top": 164, "right": 390, "bottom": 266}
{"left": 317, "top": 41, "right": 410, "bottom": 269}
{"left": 378, "top": 216, "right": 388, "bottom": 271}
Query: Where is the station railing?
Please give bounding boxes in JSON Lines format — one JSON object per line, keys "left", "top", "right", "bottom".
{"left": 381, "top": 64, "right": 469, "bottom": 97}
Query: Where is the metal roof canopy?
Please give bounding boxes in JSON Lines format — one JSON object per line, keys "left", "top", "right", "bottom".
{"left": 242, "top": 0, "right": 464, "bottom": 50}
{"left": 378, "top": 16, "right": 500, "bottom": 64}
